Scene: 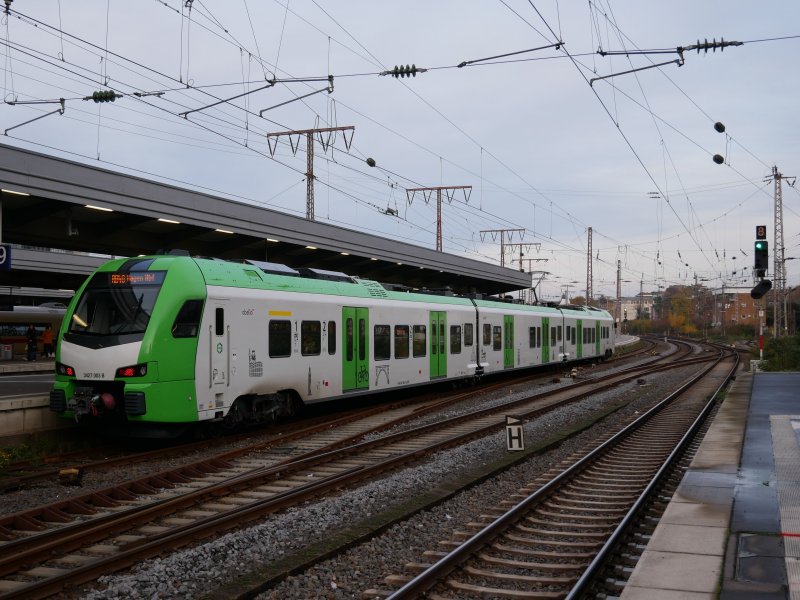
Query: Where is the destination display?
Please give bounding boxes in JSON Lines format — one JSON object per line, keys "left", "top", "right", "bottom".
{"left": 108, "top": 271, "right": 166, "bottom": 286}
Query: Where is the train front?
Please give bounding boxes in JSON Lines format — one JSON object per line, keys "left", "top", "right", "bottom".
{"left": 49, "top": 256, "right": 205, "bottom": 433}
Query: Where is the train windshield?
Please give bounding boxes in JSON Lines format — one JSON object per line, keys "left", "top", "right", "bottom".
{"left": 68, "top": 271, "right": 166, "bottom": 339}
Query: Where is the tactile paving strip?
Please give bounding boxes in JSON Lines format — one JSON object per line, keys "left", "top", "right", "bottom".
{"left": 770, "top": 415, "right": 800, "bottom": 598}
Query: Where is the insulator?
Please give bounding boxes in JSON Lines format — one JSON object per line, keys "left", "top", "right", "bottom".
{"left": 713, "top": 154, "right": 724, "bottom": 164}
{"left": 714, "top": 121, "right": 725, "bottom": 133}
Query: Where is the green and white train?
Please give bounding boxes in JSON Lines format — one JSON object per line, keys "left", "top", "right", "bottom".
{"left": 50, "top": 253, "right": 615, "bottom": 433}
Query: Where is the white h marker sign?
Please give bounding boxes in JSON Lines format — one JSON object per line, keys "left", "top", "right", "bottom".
{"left": 506, "top": 416, "right": 524, "bottom": 451}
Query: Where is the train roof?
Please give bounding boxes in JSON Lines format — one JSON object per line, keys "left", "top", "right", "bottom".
{"left": 92, "top": 255, "right": 613, "bottom": 319}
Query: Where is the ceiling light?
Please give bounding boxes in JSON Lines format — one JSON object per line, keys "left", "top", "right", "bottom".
{"left": 215, "top": 229, "right": 233, "bottom": 234}
{"left": 305, "top": 245, "right": 317, "bottom": 250}
{"left": 158, "top": 218, "right": 180, "bottom": 224}
{"left": 396, "top": 262, "right": 403, "bottom": 265}
{"left": 266, "top": 238, "right": 279, "bottom": 243}
{"left": 370, "top": 257, "right": 378, "bottom": 261}
{"left": 340, "top": 252, "right": 350, "bottom": 256}
{"left": 85, "top": 204, "right": 113, "bottom": 212}
{"left": 1, "top": 188, "right": 30, "bottom": 196}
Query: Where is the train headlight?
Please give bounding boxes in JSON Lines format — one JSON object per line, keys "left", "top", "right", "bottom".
{"left": 115, "top": 363, "right": 148, "bottom": 378}
{"left": 55, "top": 362, "right": 76, "bottom": 377}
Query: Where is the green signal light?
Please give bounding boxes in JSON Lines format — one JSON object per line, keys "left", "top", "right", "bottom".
{"left": 755, "top": 241, "right": 765, "bottom": 250}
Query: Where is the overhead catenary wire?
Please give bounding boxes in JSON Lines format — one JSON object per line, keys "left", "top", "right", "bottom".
{"left": 1, "top": 3, "right": 794, "bottom": 289}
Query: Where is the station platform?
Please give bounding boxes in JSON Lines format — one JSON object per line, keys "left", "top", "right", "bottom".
{"left": 0, "top": 357, "right": 54, "bottom": 376}
{"left": 621, "top": 370, "right": 800, "bottom": 599}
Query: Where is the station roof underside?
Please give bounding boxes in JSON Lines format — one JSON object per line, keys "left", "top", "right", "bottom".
{"left": 0, "top": 142, "right": 530, "bottom": 295}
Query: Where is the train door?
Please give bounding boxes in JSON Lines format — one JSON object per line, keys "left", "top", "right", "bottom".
{"left": 430, "top": 311, "right": 447, "bottom": 379}
{"left": 342, "top": 307, "right": 369, "bottom": 391}
{"left": 576, "top": 318, "right": 583, "bottom": 359}
{"left": 209, "top": 303, "right": 229, "bottom": 387}
{"left": 595, "top": 322, "right": 601, "bottom": 356}
{"left": 541, "top": 317, "right": 550, "bottom": 363}
{"left": 503, "top": 315, "right": 514, "bottom": 368}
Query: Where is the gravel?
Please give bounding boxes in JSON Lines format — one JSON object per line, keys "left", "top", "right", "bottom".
{"left": 2, "top": 343, "right": 664, "bottom": 516}
{"left": 72, "top": 362, "right": 703, "bottom": 600}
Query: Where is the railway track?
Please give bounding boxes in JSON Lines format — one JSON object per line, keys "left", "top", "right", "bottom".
{"left": 367, "top": 346, "right": 737, "bottom": 599}
{"left": 0, "top": 336, "right": 660, "bottom": 494}
{"left": 0, "top": 338, "right": 690, "bottom": 598}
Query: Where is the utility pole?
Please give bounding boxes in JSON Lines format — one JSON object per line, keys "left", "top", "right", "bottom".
{"left": 639, "top": 279, "right": 644, "bottom": 319}
{"left": 514, "top": 257, "right": 548, "bottom": 303}
{"left": 508, "top": 242, "right": 541, "bottom": 273}
{"left": 407, "top": 186, "right": 472, "bottom": 252}
{"left": 478, "top": 228, "right": 525, "bottom": 266}
{"left": 765, "top": 166, "right": 795, "bottom": 336}
{"left": 266, "top": 125, "right": 355, "bottom": 221}
{"left": 586, "top": 227, "right": 593, "bottom": 305}
{"left": 616, "top": 260, "right": 622, "bottom": 326}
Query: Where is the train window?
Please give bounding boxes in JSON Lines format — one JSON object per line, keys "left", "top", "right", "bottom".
{"left": 450, "top": 325, "right": 462, "bottom": 354}
{"left": 483, "top": 323, "right": 491, "bottom": 346}
{"left": 374, "top": 325, "right": 391, "bottom": 361}
{"left": 413, "top": 325, "right": 426, "bottom": 357}
{"left": 528, "top": 327, "right": 536, "bottom": 348}
{"left": 537, "top": 326, "right": 541, "bottom": 348}
{"left": 328, "top": 321, "right": 336, "bottom": 355}
{"left": 301, "top": 321, "right": 321, "bottom": 356}
{"left": 572, "top": 327, "right": 577, "bottom": 343}
{"left": 464, "top": 323, "right": 473, "bottom": 346}
{"left": 557, "top": 326, "right": 562, "bottom": 341}
{"left": 439, "top": 323, "right": 446, "bottom": 356}
{"left": 215, "top": 307, "right": 224, "bottom": 336}
{"left": 268, "top": 320, "right": 291, "bottom": 357}
{"left": 172, "top": 299, "right": 202, "bottom": 338}
{"left": 592, "top": 328, "right": 596, "bottom": 343}
{"left": 358, "top": 319, "right": 366, "bottom": 361}
{"left": 395, "top": 325, "right": 409, "bottom": 359}
{"left": 492, "top": 326, "right": 501, "bottom": 351}
{"left": 551, "top": 327, "right": 556, "bottom": 346}
{"left": 345, "top": 318, "right": 354, "bottom": 361}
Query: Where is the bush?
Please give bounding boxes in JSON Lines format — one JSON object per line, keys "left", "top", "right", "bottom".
{"left": 760, "top": 333, "right": 800, "bottom": 371}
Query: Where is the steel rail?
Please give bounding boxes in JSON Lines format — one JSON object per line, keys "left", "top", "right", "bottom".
{"left": 0, "top": 337, "right": 657, "bottom": 491}
{"left": 385, "top": 347, "right": 728, "bottom": 598}
{"left": 565, "top": 348, "right": 739, "bottom": 599}
{"left": 0, "top": 348, "right": 709, "bottom": 597}
{"left": 0, "top": 337, "right": 691, "bottom": 538}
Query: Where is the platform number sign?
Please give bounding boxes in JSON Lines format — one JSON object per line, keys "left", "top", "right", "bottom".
{"left": 0, "top": 244, "right": 10, "bottom": 271}
{"left": 756, "top": 225, "right": 767, "bottom": 240}
{"left": 506, "top": 416, "right": 524, "bottom": 451}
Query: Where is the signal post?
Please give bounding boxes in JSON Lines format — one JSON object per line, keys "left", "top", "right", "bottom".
{"left": 751, "top": 225, "right": 771, "bottom": 359}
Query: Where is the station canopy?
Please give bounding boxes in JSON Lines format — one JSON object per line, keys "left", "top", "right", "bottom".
{"left": 0, "top": 142, "right": 530, "bottom": 295}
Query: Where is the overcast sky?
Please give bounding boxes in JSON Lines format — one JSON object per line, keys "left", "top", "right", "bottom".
{"left": 1, "top": 1, "right": 798, "bottom": 300}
